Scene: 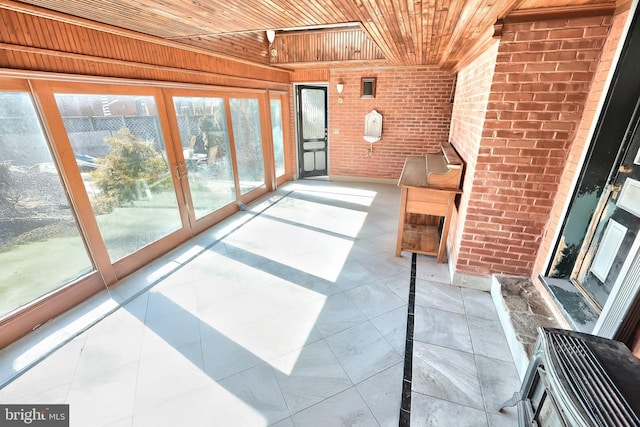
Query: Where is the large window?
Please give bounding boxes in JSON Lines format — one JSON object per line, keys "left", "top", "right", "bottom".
{"left": 1, "top": 81, "right": 286, "bottom": 345}
{"left": 55, "top": 93, "right": 183, "bottom": 262}
{"left": 230, "top": 98, "right": 265, "bottom": 194}
{"left": 173, "top": 96, "right": 236, "bottom": 219}
{"left": 0, "top": 92, "right": 93, "bottom": 318}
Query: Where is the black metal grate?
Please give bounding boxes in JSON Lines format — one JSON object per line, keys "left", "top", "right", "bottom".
{"left": 546, "top": 330, "right": 640, "bottom": 427}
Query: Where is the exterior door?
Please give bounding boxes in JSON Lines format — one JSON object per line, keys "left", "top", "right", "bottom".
{"left": 171, "top": 95, "right": 236, "bottom": 226}
{"left": 573, "top": 107, "right": 640, "bottom": 309}
{"left": 297, "top": 85, "right": 327, "bottom": 178}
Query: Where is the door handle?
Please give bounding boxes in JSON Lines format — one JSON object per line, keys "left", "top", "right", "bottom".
{"left": 176, "top": 162, "right": 187, "bottom": 179}
{"left": 619, "top": 165, "right": 633, "bottom": 174}
{"left": 609, "top": 183, "right": 622, "bottom": 200}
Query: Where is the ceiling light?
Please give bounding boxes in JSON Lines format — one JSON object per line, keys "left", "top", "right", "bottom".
{"left": 266, "top": 30, "right": 277, "bottom": 58}
{"left": 266, "top": 30, "right": 275, "bottom": 44}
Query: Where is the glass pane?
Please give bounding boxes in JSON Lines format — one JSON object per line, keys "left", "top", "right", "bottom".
{"left": 315, "top": 151, "right": 326, "bottom": 169}
{"left": 55, "top": 93, "right": 182, "bottom": 262}
{"left": 270, "top": 99, "right": 285, "bottom": 177}
{"left": 173, "top": 97, "right": 236, "bottom": 219}
{"left": 0, "top": 92, "right": 93, "bottom": 317}
{"left": 301, "top": 89, "right": 325, "bottom": 140}
{"left": 303, "top": 152, "right": 315, "bottom": 171}
{"left": 303, "top": 141, "right": 325, "bottom": 150}
{"left": 230, "top": 98, "right": 265, "bottom": 194}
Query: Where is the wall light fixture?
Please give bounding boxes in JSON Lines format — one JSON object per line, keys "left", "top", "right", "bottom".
{"left": 266, "top": 30, "right": 277, "bottom": 57}
{"left": 336, "top": 83, "right": 344, "bottom": 104}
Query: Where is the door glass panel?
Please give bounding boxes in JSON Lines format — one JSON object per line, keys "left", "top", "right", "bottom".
{"left": 55, "top": 93, "right": 182, "bottom": 262}
{"left": 173, "top": 96, "right": 235, "bottom": 219}
{"left": 301, "top": 89, "right": 325, "bottom": 139}
{"left": 270, "top": 99, "right": 285, "bottom": 177}
{"left": 0, "top": 92, "right": 93, "bottom": 317}
{"left": 303, "top": 141, "right": 325, "bottom": 150}
{"left": 315, "top": 151, "right": 326, "bottom": 169}
{"left": 303, "top": 152, "right": 315, "bottom": 171}
{"left": 230, "top": 98, "right": 265, "bottom": 194}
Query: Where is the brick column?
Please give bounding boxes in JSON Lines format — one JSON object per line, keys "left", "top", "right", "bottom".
{"left": 451, "top": 15, "right": 612, "bottom": 277}
{"left": 533, "top": 8, "right": 631, "bottom": 279}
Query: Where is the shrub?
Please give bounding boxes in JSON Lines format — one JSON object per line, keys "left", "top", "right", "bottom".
{"left": 90, "top": 128, "right": 169, "bottom": 214}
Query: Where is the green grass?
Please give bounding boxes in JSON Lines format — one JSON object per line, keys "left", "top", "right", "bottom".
{"left": 0, "top": 181, "right": 253, "bottom": 317}
{"left": 0, "top": 237, "right": 92, "bottom": 317}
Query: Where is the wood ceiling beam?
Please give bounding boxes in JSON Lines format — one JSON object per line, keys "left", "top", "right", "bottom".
{"left": 438, "top": 0, "right": 522, "bottom": 67}
{"left": 269, "top": 28, "right": 386, "bottom": 64}
{"left": 504, "top": 2, "right": 617, "bottom": 23}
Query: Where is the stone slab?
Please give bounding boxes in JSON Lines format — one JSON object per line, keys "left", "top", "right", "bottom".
{"left": 491, "top": 274, "right": 562, "bottom": 379}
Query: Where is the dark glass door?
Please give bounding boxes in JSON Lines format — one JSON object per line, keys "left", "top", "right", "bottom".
{"left": 573, "top": 108, "right": 640, "bottom": 308}
{"left": 297, "top": 86, "right": 327, "bottom": 178}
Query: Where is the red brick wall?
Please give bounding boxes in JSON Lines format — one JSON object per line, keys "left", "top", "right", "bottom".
{"left": 329, "top": 68, "right": 454, "bottom": 179}
{"left": 448, "top": 40, "right": 500, "bottom": 270}
{"left": 453, "top": 15, "right": 612, "bottom": 276}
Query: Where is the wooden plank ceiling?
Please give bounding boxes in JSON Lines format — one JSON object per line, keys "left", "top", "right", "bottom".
{"left": 11, "top": 0, "right": 617, "bottom": 69}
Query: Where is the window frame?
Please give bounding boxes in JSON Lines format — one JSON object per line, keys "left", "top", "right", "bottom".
{"left": 0, "top": 75, "right": 292, "bottom": 349}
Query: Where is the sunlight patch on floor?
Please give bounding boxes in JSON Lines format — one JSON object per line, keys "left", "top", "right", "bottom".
{"left": 149, "top": 254, "right": 327, "bottom": 376}
{"left": 224, "top": 218, "right": 354, "bottom": 282}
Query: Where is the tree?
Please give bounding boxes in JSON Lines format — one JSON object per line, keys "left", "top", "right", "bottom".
{"left": 90, "top": 128, "right": 168, "bottom": 214}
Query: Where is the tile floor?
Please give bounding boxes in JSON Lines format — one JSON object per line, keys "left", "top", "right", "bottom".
{"left": 0, "top": 180, "right": 520, "bottom": 426}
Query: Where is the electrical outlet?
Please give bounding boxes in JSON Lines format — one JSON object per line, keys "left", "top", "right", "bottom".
{"left": 333, "top": 128, "right": 339, "bottom": 134}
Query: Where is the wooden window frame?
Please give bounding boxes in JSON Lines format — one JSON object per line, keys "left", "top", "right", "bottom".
{"left": 0, "top": 74, "right": 291, "bottom": 349}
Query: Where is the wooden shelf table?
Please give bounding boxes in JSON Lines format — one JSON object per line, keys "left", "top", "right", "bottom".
{"left": 395, "top": 143, "right": 463, "bottom": 262}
